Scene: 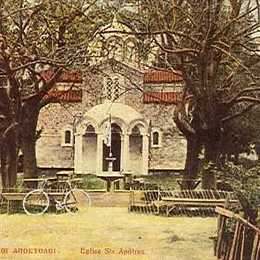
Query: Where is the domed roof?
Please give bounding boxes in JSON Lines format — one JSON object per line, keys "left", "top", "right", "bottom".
{"left": 84, "top": 102, "right": 144, "bottom": 126}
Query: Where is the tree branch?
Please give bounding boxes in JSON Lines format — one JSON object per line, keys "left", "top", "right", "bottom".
{"left": 224, "top": 87, "right": 260, "bottom": 106}
{"left": 99, "top": 29, "right": 203, "bottom": 47}
{"left": 222, "top": 104, "right": 256, "bottom": 122}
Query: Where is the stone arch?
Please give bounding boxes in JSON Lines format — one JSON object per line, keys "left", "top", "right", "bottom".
{"left": 76, "top": 116, "right": 98, "bottom": 135}
{"left": 86, "top": 124, "right": 95, "bottom": 132}
{"left": 99, "top": 116, "right": 127, "bottom": 135}
{"left": 85, "top": 124, "right": 96, "bottom": 134}
{"left": 131, "top": 125, "right": 141, "bottom": 135}
{"left": 128, "top": 119, "right": 149, "bottom": 136}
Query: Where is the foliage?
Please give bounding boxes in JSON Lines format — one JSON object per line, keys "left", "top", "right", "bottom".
{"left": 218, "top": 162, "right": 260, "bottom": 221}
{"left": 0, "top": 0, "right": 113, "bottom": 186}
{"left": 110, "top": 0, "right": 260, "bottom": 188}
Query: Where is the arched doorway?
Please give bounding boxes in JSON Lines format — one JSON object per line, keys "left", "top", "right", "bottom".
{"left": 82, "top": 125, "right": 97, "bottom": 171}
{"left": 129, "top": 125, "right": 143, "bottom": 174}
{"left": 103, "top": 123, "right": 122, "bottom": 171}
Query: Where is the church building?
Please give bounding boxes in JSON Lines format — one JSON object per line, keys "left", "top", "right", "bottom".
{"left": 36, "top": 30, "right": 187, "bottom": 176}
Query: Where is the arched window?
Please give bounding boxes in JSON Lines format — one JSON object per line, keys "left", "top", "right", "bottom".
{"left": 124, "top": 38, "right": 138, "bottom": 62}
{"left": 131, "top": 125, "right": 141, "bottom": 136}
{"left": 152, "top": 132, "right": 159, "bottom": 145}
{"left": 84, "top": 125, "right": 96, "bottom": 137}
{"left": 61, "top": 128, "right": 73, "bottom": 146}
{"left": 106, "top": 36, "right": 124, "bottom": 60}
{"left": 65, "top": 130, "right": 71, "bottom": 144}
{"left": 151, "top": 128, "right": 162, "bottom": 148}
{"left": 86, "top": 125, "right": 95, "bottom": 134}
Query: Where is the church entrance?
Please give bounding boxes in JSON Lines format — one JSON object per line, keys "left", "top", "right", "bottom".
{"left": 102, "top": 123, "right": 121, "bottom": 171}
{"left": 75, "top": 102, "right": 149, "bottom": 175}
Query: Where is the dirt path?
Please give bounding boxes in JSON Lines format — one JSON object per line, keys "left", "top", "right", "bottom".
{"left": 0, "top": 207, "right": 217, "bottom": 260}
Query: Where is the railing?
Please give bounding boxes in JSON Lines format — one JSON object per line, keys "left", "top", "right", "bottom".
{"left": 129, "top": 189, "right": 237, "bottom": 216}
{"left": 215, "top": 206, "right": 260, "bottom": 260}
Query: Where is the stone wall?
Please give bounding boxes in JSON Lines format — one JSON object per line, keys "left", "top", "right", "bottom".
{"left": 37, "top": 103, "right": 82, "bottom": 168}
{"left": 141, "top": 104, "right": 187, "bottom": 170}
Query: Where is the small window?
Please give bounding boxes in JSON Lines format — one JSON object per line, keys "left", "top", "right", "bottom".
{"left": 152, "top": 132, "right": 159, "bottom": 146}
{"left": 61, "top": 128, "right": 73, "bottom": 147}
{"left": 151, "top": 128, "right": 161, "bottom": 148}
{"left": 65, "top": 130, "right": 71, "bottom": 144}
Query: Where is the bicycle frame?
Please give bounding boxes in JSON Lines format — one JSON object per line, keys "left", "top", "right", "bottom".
{"left": 22, "top": 177, "right": 91, "bottom": 215}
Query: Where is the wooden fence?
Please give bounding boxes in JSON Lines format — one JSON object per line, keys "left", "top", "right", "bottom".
{"left": 129, "top": 189, "right": 237, "bottom": 216}
{"left": 215, "top": 206, "right": 260, "bottom": 260}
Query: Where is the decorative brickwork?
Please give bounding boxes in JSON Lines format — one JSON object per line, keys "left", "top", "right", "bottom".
{"left": 43, "top": 90, "right": 82, "bottom": 103}
{"left": 41, "top": 69, "right": 82, "bottom": 83}
{"left": 143, "top": 69, "right": 183, "bottom": 84}
{"left": 143, "top": 92, "right": 182, "bottom": 104}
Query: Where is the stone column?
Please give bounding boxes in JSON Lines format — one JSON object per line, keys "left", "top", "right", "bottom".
{"left": 142, "top": 134, "right": 149, "bottom": 175}
{"left": 74, "top": 133, "right": 83, "bottom": 173}
{"left": 122, "top": 134, "right": 129, "bottom": 172}
{"left": 96, "top": 133, "right": 103, "bottom": 173}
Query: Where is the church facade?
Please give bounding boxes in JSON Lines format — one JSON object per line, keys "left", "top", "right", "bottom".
{"left": 36, "top": 34, "right": 187, "bottom": 176}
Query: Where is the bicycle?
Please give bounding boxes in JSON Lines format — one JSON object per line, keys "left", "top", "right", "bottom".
{"left": 22, "top": 177, "right": 91, "bottom": 216}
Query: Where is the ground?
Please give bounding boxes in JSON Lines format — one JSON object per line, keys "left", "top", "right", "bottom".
{"left": 0, "top": 207, "right": 217, "bottom": 260}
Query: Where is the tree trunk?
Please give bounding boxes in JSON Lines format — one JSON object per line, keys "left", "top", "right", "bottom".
{"left": 201, "top": 163, "right": 217, "bottom": 189}
{"left": 181, "top": 137, "right": 201, "bottom": 189}
{"left": 22, "top": 137, "right": 37, "bottom": 179}
{"left": 201, "top": 128, "right": 221, "bottom": 189}
{"left": 21, "top": 104, "right": 39, "bottom": 184}
{"left": 1, "top": 132, "right": 18, "bottom": 191}
{"left": 173, "top": 101, "right": 202, "bottom": 190}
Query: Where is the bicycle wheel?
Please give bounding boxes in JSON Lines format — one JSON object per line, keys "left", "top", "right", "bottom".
{"left": 23, "top": 189, "right": 49, "bottom": 216}
{"left": 64, "top": 189, "right": 91, "bottom": 213}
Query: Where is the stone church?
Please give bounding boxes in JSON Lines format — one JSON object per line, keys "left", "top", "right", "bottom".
{"left": 36, "top": 29, "right": 187, "bottom": 176}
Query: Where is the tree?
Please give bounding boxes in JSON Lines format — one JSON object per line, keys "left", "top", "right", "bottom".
{"left": 221, "top": 106, "right": 260, "bottom": 164}
{"left": 0, "top": 0, "right": 111, "bottom": 189}
{"left": 108, "top": 0, "right": 260, "bottom": 189}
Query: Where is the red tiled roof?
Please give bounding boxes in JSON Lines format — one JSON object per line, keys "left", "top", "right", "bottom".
{"left": 43, "top": 90, "right": 82, "bottom": 103}
{"left": 144, "top": 69, "right": 183, "bottom": 84}
{"left": 143, "top": 92, "right": 183, "bottom": 104}
{"left": 41, "top": 69, "right": 82, "bottom": 83}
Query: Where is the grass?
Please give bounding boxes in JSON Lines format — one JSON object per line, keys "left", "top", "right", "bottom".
{"left": 144, "top": 175, "right": 180, "bottom": 189}
{"left": 0, "top": 207, "right": 217, "bottom": 260}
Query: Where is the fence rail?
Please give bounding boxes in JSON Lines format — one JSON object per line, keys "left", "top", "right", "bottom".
{"left": 129, "top": 189, "right": 237, "bottom": 216}
{"left": 215, "top": 206, "right": 260, "bottom": 260}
